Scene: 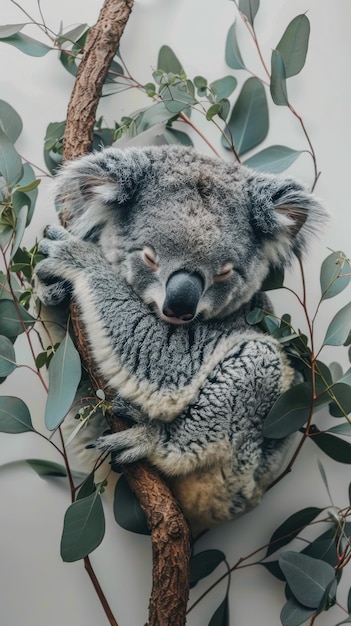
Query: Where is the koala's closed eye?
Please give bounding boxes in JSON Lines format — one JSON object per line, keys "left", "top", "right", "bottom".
{"left": 213, "top": 263, "right": 234, "bottom": 283}
{"left": 141, "top": 247, "right": 159, "bottom": 271}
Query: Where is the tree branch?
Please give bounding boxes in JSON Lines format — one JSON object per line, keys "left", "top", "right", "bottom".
{"left": 62, "top": 1, "right": 191, "bottom": 624}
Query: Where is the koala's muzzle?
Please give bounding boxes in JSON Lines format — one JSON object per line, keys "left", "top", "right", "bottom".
{"left": 162, "top": 271, "right": 204, "bottom": 321}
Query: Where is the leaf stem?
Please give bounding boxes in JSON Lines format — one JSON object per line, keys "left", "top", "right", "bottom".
{"left": 84, "top": 556, "right": 120, "bottom": 626}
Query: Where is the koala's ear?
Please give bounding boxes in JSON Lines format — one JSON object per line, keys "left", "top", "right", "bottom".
{"left": 54, "top": 148, "right": 150, "bottom": 237}
{"left": 247, "top": 171, "right": 328, "bottom": 265}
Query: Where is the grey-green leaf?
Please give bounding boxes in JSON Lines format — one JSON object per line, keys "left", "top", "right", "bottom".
{"left": 0, "top": 335, "right": 16, "bottom": 376}
{"left": 263, "top": 382, "right": 312, "bottom": 438}
{"left": 244, "top": 146, "right": 303, "bottom": 173}
{"left": 0, "top": 99, "right": 23, "bottom": 143}
{"left": 0, "top": 24, "right": 26, "bottom": 37}
{"left": 114, "top": 474, "right": 150, "bottom": 535}
{"left": 266, "top": 507, "right": 322, "bottom": 558}
{"left": 0, "top": 396, "right": 34, "bottom": 433}
{"left": 0, "top": 32, "right": 51, "bottom": 57}
{"left": 280, "top": 597, "right": 315, "bottom": 626}
{"left": 279, "top": 551, "right": 336, "bottom": 609}
{"left": 0, "top": 299, "right": 35, "bottom": 338}
{"left": 210, "top": 76, "right": 237, "bottom": 100}
{"left": 270, "top": 49, "right": 289, "bottom": 106}
{"left": 0, "top": 128, "right": 23, "bottom": 185}
{"left": 208, "top": 595, "right": 229, "bottom": 626}
{"left": 157, "top": 45, "right": 183, "bottom": 74}
{"left": 190, "top": 550, "right": 226, "bottom": 585}
{"left": 225, "top": 20, "right": 246, "bottom": 70}
{"left": 162, "top": 127, "right": 193, "bottom": 146}
{"left": 320, "top": 251, "right": 351, "bottom": 300}
{"left": 45, "top": 333, "right": 81, "bottom": 430}
{"left": 223, "top": 78, "right": 268, "bottom": 155}
{"left": 323, "top": 301, "right": 351, "bottom": 346}
{"left": 276, "top": 14, "right": 310, "bottom": 78}
{"left": 239, "top": 0, "right": 260, "bottom": 26}
{"left": 26, "top": 459, "right": 67, "bottom": 477}
{"left": 60, "top": 492, "right": 105, "bottom": 562}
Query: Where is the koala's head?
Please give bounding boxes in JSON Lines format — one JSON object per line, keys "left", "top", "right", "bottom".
{"left": 55, "top": 146, "right": 327, "bottom": 323}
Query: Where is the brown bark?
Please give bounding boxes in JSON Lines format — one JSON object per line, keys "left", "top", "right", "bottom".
{"left": 62, "top": 2, "right": 191, "bottom": 625}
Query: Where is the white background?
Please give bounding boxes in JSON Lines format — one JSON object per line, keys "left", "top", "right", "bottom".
{"left": 1, "top": 1, "right": 351, "bottom": 625}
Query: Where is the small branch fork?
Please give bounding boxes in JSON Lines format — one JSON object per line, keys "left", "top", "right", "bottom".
{"left": 62, "top": 1, "right": 191, "bottom": 625}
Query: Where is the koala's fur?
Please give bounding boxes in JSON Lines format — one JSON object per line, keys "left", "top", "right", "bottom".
{"left": 36, "top": 146, "right": 326, "bottom": 531}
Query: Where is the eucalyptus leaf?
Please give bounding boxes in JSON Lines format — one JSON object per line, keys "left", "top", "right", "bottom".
{"left": 209, "top": 76, "right": 237, "bottom": 100}
{"left": 11, "top": 204, "right": 28, "bottom": 259}
{"left": 59, "top": 50, "right": 78, "bottom": 77}
{"left": 208, "top": 595, "right": 229, "bottom": 626}
{"left": 270, "top": 49, "right": 288, "bottom": 106}
{"left": 162, "top": 127, "right": 193, "bottom": 146}
{"left": 320, "top": 251, "right": 351, "bottom": 300}
{"left": 280, "top": 596, "right": 315, "bottom": 626}
{"left": 246, "top": 307, "right": 264, "bottom": 325}
{"left": 161, "top": 82, "right": 196, "bottom": 114}
{"left": 60, "top": 492, "right": 105, "bottom": 562}
{"left": 223, "top": 78, "right": 268, "bottom": 155}
{"left": 56, "top": 23, "right": 88, "bottom": 46}
{"left": 323, "top": 301, "right": 351, "bottom": 346}
{"left": 238, "top": 0, "right": 260, "bottom": 26}
{"left": 276, "top": 14, "right": 310, "bottom": 78}
{"left": 266, "top": 507, "right": 322, "bottom": 557}
{"left": 225, "top": 20, "right": 245, "bottom": 70}
{"left": 157, "top": 45, "right": 183, "bottom": 74}
{"left": 0, "top": 128, "right": 23, "bottom": 185}
{"left": 0, "top": 24, "right": 26, "bottom": 37}
{"left": 26, "top": 459, "right": 67, "bottom": 477}
{"left": 114, "top": 474, "right": 150, "bottom": 535}
{"left": 0, "top": 396, "right": 34, "bottom": 433}
{"left": 190, "top": 550, "right": 226, "bottom": 585}
{"left": 328, "top": 422, "right": 351, "bottom": 437}
{"left": 0, "top": 32, "right": 51, "bottom": 57}
{"left": 261, "top": 266, "right": 285, "bottom": 291}
{"left": 0, "top": 99, "right": 23, "bottom": 143}
{"left": 261, "top": 560, "right": 285, "bottom": 581}
{"left": 0, "top": 299, "right": 35, "bottom": 338}
{"left": 310, "top": 430, "right": 351, "bottom": 463}
{"left": 0, "top": 335, "right": 16, "bottom": 376}
{"left": 16, "top": 163, "right": 40, "bottom": 224}
{"left": 244, "top": 146, "right": 303, "bottom": 173}
{"left": 137, "top": 103, "right": 175, "bottom": 133}
{"left": 77, "top": 471, "right": 96, "bottom": 500}
{"left": 327, "top": 382, "right": 351, "bottom": 416}
{"left": 45, "top": 333, "right": 81, "bottom": 430}
{"left": 263, "top": 382, "right": 312, "bottom": 438}
{"left": 279, "top": 551, "right": 336, "bottom": 609}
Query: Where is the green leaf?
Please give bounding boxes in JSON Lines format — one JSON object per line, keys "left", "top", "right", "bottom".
{"left": 270, "top": 49, "right": 289, "bottom": 106}
{"left": 11, "top": 203, "right": 28, "bottom": 259}
{"left": 0, "top": 299, "right": 35, "bottom": 338}
{"left": 194, "top": 76, "right": 207, "bottom": 89}
{"left": 280, "top": 596, "right": 315, "bottom": 626}
{"left": 206, "top": 103, "right": 222, "bottom": 121}
{"left": 60, "top": 492, "right": 105, "bottom": 562}
{"left": 0, "top": 32, "right": 51, "bottom": 57}
{"left": 45, "top": 333, "right": 81, "bottom": 430}
{"left": 114, "top": 474, "right": 150, "bottom": 535}
{"left": 263, "top": 382, "right": 312, "bottom": 439}
{"left": 210, "top": 76, "right": 237, "bottom": 100}
{"left": 0, "top": 128, "right": 23, "bottom": 185}
{"left": 0, "top": 99, "right": 23, "bottom": 142}
{"left": 137, "top": 103, "right": 175, "bottom": 133}
{"left": 244, "top": 146, "right": 304, "bottom": 173}
{"left": 246, "top": 307, "right": 264, "bottom": 325}
{"left": 208, "top": 595, "right": 229, "bottom": 626}
{"left": 162, "top": 127, "right": 193, "bottom": 146}
{"left": 26, "top": 459, "right": 67, "bottom": 477}
{"left": 161, "top": 81, "right": 196, "bottom": 114}
{"left": 225, "top": 20, "right": 246, "bottom": 70}
{"left": 261, "top": 560, "right": 285, "bottom": 581}
{"left": 327, "top": 382, "right": 351, "bottom": 416}
{"left": 59, "top": 50, "right": 78, "bottom": 77}
{"left": 77, "top": 471, "right": 96, "bottom": 500}
{"left": 0, "top": 396, "right": 34, "bottom": 433}
{"left": 56, "top": 23, "right": 88, "bottom": 46}
{"left": 16, "top": 163, "right": 40, "bottom": 224}
{"left": 157, "top": 45, "right": 183, "bottom": 74}
{"left": 328, "top": 422, "right": 351, "bottom": 437}
{"left": 310, "top": 430, "right": 351, "bottom": 463}
{"left": 279, "top": 551, "right": 336, "bottom": 609}
{"left": 266, "top": 507, "right": 322, "bottom": 558}
{"left": 323, "top": 301, "right": 351, "bottom": 346}
{"left": 302, "top": 527, "right": 339, "bottom": 568}
{"left": 239, "top": 0, "right": 260, "bottom": 26}
{"left": 190, "top": 550, "right": 226, "bottom": 585}
{"left": 276, "top": 14, "right": 310, "bottom": 78}
{"left": 223, "top": 78, "right": 268, "bottom": 155}
{"left": 261, "top": 266, "right": 285, "bottom": 291}
{"left": 320, "top": 251, "right": 351, "bottom": 300}
{"left": 0, "top": 335, "right": 16, "bottom": 376}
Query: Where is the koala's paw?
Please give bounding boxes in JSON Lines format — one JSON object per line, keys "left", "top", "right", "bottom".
{"left": 35, "top": 226, "right": 74, "bottom": 306}
{"left": 95, "top": 424, "right": 158, "bottom": 465}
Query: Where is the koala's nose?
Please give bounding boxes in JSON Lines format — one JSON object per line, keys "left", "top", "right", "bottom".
{"left": 162, "top": 271, "right": 204, "bottom": 321}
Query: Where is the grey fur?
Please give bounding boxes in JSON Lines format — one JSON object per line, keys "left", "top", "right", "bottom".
{"left": 35, "top": 146, "right": 327, "bottom": 531}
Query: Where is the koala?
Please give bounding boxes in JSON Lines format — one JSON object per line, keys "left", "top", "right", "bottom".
{"left": 35, "top": 145, "right": 326, "bottom": 531}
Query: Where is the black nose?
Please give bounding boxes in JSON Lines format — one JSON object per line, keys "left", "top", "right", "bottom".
{"left": 162, "top": 271, "right": 204, "bottom": 321}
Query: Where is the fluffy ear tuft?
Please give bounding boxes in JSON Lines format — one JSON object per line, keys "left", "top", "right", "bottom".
{"left": 247, "top": 171, "right": 328, "bottom": 265}
{"left": 54, "top": 148, "right": 150, "bottom": 238}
